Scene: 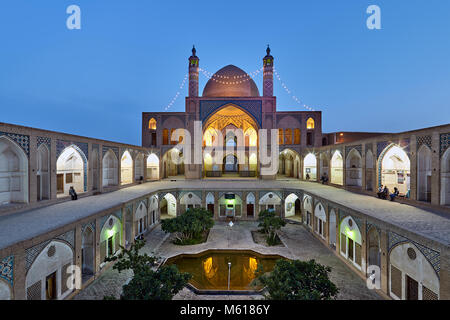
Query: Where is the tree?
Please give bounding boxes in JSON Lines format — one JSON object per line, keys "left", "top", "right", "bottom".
{"left": 255, "top": 259, "right": 339, "bottom": 300}
{"left": 104, "top": 240, "right": 191, "bottom": 300}
{"left": 161, "top": 207, "right": 214, "bottom": 245}
{"left": 257, "top": 210, "right": 286, "bottom": 245}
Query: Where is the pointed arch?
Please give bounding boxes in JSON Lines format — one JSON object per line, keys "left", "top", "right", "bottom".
{"left": 314, "top": 202, "right": 326, "bottom": 238}
{"left": 389, "top": 242, "right": 439, "bottom": 300}
{"left": 120, "top": 150, "right": 133, "bottom": 185}
{"left": 134, "top": 153, "right": 145, "bottom": 181}
{"left": 160, "top": 193, "right": 177, "bottom": 218}
{"left": 0, "top": 136, "right": 28, "bottom": 205}
{"left": 82, "top": 226, "right": 94, "bottom": 277}
{"left": 346, "top": 148, "right": 362, "bottom": 187}
{"left": 303, "top": 153, "right": 317, "bottom": 180}
{"left": 378, "top": 144, "right": 410, "bottom": 196}
{"left": 146, "top": 153, "right": 159, "bottom": 181}
{"left": 102, "top": 149, "right": 118, "bottom": 187}
{"left": 306, "top": 117, "right": 315, "bottom": 129}
{"left": 148, "top": 118, "right": 157, "bottom": 130}
{"left": 57, "top": 145, "right": 86, "bottom": 195}
{"left": 284, "top": 193, "right": 299, "bottom": 218}
{"left": 330, "top": 150, "right": 343, "bottom": 185}
{"left": 339, "top": 216, "right": 362, "bottom": 270}
{"left": 417, "top": 145, "right": 432, "bottom": 202}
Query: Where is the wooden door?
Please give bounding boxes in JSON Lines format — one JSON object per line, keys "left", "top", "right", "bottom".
{"left": 247, "top": 204, "right": 254, "bottom": 217}
{"left": 406, "top": 275, "right": 419, "bottom": 300}
{"left": 57, "top": 174, "right": 64, "bottom": 193}
{"left": 207, "top": 203, "right": 214, "bottom": 215}
{"left": 45, "top": 272, "right": 57, "bottom": 300}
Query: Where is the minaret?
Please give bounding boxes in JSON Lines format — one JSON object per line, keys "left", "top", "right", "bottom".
{"left": 188, "top": 45, "right": 199, "bottom": 97}
{"left": 263, "top": 45, "right": 274, "bottom": 97}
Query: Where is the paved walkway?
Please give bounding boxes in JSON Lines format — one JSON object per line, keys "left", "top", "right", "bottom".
{"left": 74, "top": 222, "right": 382, "bottom": 300}
{"left": 1, "top": 180, "right": 449, "bottom": 250}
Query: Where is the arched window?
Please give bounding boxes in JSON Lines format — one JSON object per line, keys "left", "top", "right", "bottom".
{"left": 148, "top": 118, "right": 157, "bottom": 130}
{"left": 306, "top": 117, "right": 315, "bottom": 129}
{"left": 162, "top": 129, "right": 169, "bottom": 145}
{"left": 285, "top": 129, "right": 292, "bottom": 145}
{"left": 294, "top": 129, "right": 301, "bottom": 144}
{"left": 278, "top": 129, "right": 284, "bottom": 145}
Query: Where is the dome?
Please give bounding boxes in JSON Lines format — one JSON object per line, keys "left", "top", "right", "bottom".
{"left": 202, "top": 65, "right": 260, "bottom": 97}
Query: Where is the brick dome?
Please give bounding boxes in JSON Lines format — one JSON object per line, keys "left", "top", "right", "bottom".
{"left": 202, "top": 65, "right": 260, "bottom": 97}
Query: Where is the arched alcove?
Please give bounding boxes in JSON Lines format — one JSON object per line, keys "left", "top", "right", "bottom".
{"left": 303, "top": 153, "right": 317, "bottom": 181}
{"left": 102, "top": 150, "right": 118, "bottom": 187}
{"left": 57, "top": 146, "right": 85, "bottom": 195}
{"left": 379, "top": 145, "right": 410, "bottom": 196}
{"left": 346, "top": 148, "right": 362, "bottom": 187}
{"left": 339, "top": 216, "right": 362, "bottom": 270}
{"left": 330, "top": 151, "right": 343, "bottom": 185}
{"left": 0, "top": 136, "right": 29, "bottom": 205}
{"left": 417, "top": 145, "right": 432, "bottom": 202}
{"left": 120, "top": 150, "right": 133, "bottom": 185}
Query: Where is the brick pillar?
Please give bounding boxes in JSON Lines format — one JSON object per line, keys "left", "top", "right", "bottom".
{"left": 214, "top": 191, "right": 219, "bottom": 220}
{"left": 13, "top": 248, "right": 27, "bottom": 300}
{"left": 75, "top": 225, "right": 82, "bottom": 276}
{"left": 95, "top": 218, "right": 101, "bottom": 273}
{"left": 440, "top": 246, "right": 450, "bottom": 299}
{"left": 410, "top": 135, "right": 417, "bottom": 201}
{"left": 380, "top": 229, "right": 389, "bottom": 294}
{"left": 431, "top": 132, "right": 440, "bottom": 205}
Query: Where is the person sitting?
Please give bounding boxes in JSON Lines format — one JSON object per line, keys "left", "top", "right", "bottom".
{"left": 320, "top": 173, "right": 329, "bottom": 184}
{"left": 377, "top": 185, "right": 385, "bottom": 199}
{"left": 390, "top": 187, "right": 400, "bottom": 201}
{"left": 69, "top": 186, "right": 78, "bottom": 200}
{"left": 306, "top": 173, "right": 310, "bottom": 180}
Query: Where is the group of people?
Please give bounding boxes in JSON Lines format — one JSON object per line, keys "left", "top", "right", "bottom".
{"left": 377, "top": 185, "right": 400, "bottom": 201}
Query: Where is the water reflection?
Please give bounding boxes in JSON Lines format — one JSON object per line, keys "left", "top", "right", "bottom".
{"left": 165, "top": 250, "right": 283, "bottom": 291}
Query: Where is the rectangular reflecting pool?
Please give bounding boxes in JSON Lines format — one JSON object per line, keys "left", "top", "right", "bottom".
{"left": 163, "top": 249, "right": 287, "bottom": 292}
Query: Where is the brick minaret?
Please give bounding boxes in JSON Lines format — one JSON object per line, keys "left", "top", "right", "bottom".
{"left": 263, "top": 45, "right": 274, "bottom": 97}
{"left": 188, "top": 46, "right": 199, "bottom": 97}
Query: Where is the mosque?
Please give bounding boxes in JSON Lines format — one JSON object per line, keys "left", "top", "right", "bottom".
{"left": 0, "top": 47, "right": 449, "bottom": 301}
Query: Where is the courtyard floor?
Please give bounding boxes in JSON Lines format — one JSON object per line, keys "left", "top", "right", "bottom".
{"left": 74, "top": 221, "right": 382, "bottom": 300}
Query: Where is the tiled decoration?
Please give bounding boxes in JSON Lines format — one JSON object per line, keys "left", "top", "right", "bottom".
{"left": 345, "top": 144, "right": 362, "bottom": 157}
{"left": 56, "top": 140, "right": 89, "bottom": 192}
{"left": 102, "top": 145, "right": 119, "bottom": 160}
{"left": 365, "top": 143, "right": 373, "bottom": 154}
{"left": 388, "top": 231, "right": 440, "bottom": 278}
{"left": 36, "top": 136, "right": 51, "bottom": 149}
{"left": 178, "top": 190, "right": 203, "bottom": 201}
{"left": 417, "top": 135, "right": 432, "bottom": 150}
{"left": 338, "top": 210, "right": 363, "bottom": 230}
{"left": 0, "top": 255, "right": 13, "bottom": 286}
{"left": 25, "top": 230, "right": 75, "bottom": 271}
{"left": 0, "top": 131, "right": 29, "bottom": 156}
{"left": 440, "top": 133, "right": 450, "bottom": 156}
{"left": 99, "top": 210, "right": 123, "bottom": 230}
{"left": 158, "top": 191, "right": 178, "bottom": 202}
{"left": 366, "top": 221, "right": 381, "bottom": 235}
{"left": 200, "top": 100, "right": 262, "bottom": 127}
{"left": 258, "top": 191, "right": 282, "bottom": 201}
{"left": 82, "top": 221, "right": 96, "bottom": 234}
{"left": 376, "top": 140, "right": 411, "bottom": 188}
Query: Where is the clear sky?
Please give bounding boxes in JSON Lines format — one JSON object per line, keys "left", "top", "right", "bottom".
{"left": 0, "top": 0, "right": 449, "bottom": 146}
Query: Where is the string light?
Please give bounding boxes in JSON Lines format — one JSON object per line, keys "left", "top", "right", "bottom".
{"left": 199, "top": 67, "right": 263, "bottom": 85}
{"left": 273, "top": 68, "right": 317, "bottom": 112}
{"left": 164, "top": 73, "right": 188, "bottom": 111}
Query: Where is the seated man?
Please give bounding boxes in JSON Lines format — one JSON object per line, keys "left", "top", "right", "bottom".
{"left": 390, "top": 187, "right": 400, "bottom": 201}
{"left": 377, "top": 185, "right": 385, "bottom": 199}
{"left": 69, "top": 186, "right": 78, "bottom": 200}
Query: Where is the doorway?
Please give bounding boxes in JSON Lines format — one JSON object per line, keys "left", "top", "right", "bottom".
{"left": 406, "top": 275, "right": 419, "bottom": 300}
{"left": 46, "top": 272, "right": 57, "bottom": 300}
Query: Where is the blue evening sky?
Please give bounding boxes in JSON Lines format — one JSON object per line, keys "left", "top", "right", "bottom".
{"left": 0, "top": 0, "right": 449, "bottom": 146}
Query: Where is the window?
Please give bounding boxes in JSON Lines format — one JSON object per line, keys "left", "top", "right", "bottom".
{"left": 151, "top": 132, "right": 156, "bottom": 146}
{"left": 278, "top": 129, "right": 284, "bottom": 145}
{"left": 285, "top": 129, "right": 292, "bottom": 145}
{"left": 306, "top": 117, "right": 315, "bottom": 129}
{"left": 307, "top": 132, "right": 313, "bottom": 146}
{"left": 66, "top": 173, "right": 73, "bottom": 183}
{"left": 294, "top": 129, "right": 300, "bottom": 144}
{"left": 163, "top": 129, "right": 169, "bottom": 145}
{"left": 148, "top": 118, "right": 157, "bottom": 130}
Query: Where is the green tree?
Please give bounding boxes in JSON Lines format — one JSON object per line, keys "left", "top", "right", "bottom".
{"left": 104, "top": 240, "right": 191, "bottom": 300}
{"left": 257, "top": 210, "right": 286, "bottom": 245}
{"left": 256, "top": 259, "right": 339, "bottom": 300}
{"left": 161, "top": 207, "right": 214, "bottom": 245}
